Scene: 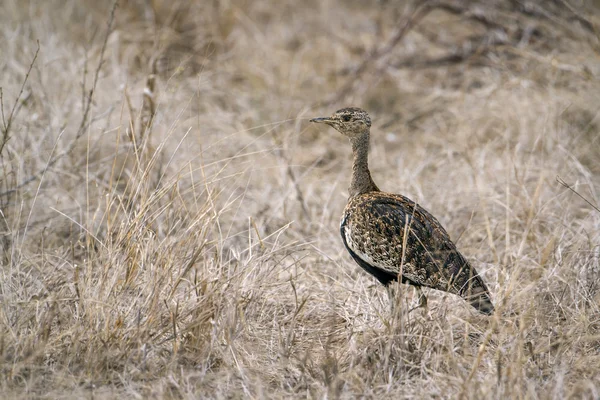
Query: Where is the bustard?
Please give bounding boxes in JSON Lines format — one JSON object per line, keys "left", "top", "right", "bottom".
{"left": 310, "top": 107, "right": 494, "bottom": 315}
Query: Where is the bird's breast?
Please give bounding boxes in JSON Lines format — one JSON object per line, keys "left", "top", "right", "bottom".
{"left": 341, "top": 209, "right": 394, "bottom": 273}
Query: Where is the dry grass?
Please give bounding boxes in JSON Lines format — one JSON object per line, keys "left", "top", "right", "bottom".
{"left": 1, "top": 0, "right": 600, "bottom": 398}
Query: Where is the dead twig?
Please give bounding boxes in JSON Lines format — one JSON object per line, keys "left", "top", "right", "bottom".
{"left": 0, "top": 41, "right": 40, "bottom": 157}
{"left": 388, "top": 38, "right": 500, "bottom": 70}
{"left": 326, "top": 0, "right": 597, "bottom": 110}
{"left": 0, "top": 0, "right": 118, "bottom": 198}
{"left": 435, "top": 1, "right": 508, "bottom": 32}
{"left": 556, "top": 175, "right": 600, "bottom": 213}
{"left": 322, "top": 0, "right": 516, "bottom": 106}
{"left": 527, "top": 0, "right": 597, "bottom": 35}
{"left": 321, "top": 0, "right": 436, "bottom": 106}
{"left": 139, "top": 61, "right": 158, "bottom": 146}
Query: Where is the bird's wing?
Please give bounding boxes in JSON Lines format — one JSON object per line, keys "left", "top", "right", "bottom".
{"left": 343, "top": 194, "right": 467, "bottom": 292}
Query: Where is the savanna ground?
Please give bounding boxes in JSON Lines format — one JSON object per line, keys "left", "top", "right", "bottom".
{"left": 1, "top": 0, "right": 600, "bottom": 398}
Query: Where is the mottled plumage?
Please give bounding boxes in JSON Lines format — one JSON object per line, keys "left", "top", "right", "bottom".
{"left": 310, "top": 107, "right": 494, "bottom": 315}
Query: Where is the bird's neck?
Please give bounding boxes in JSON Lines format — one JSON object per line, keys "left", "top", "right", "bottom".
{"left": 349, "top": 131, "right": 379, "bottom": 197}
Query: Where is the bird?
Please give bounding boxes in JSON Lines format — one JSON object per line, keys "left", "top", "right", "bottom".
{"left": 310, "top": 107, "right": 494, "bottom": 315}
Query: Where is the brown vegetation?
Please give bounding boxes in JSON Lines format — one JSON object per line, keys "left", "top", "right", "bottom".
{"left": 1, "top": 0, "right": 599, "bottom": 398}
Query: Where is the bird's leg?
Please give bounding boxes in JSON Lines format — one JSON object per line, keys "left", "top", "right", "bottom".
{"left": 417, "top": 287, "right": 427, "bottom": 309}
{"left": 387, "top": 284, "right": 396, "bottom": 316}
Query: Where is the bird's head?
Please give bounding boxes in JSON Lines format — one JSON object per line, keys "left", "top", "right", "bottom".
{"left": 310, "top": 107, "right": 371, "bottom": 138}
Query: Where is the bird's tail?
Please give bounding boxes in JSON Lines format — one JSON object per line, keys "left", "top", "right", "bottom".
{"left": 461, "top": 277, "right": 495, "bottom": 315}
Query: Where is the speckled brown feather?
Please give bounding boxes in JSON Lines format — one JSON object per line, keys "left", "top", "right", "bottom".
{"left": 341, "top": 192, "right": 494, "bottom": 314}
{"left": 311, "top": 107, "right": 495, "bottom": 315}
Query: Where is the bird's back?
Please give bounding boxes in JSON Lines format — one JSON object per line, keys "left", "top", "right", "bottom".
{"left": 340, "top": 191, "right": 494, "bottom": 314}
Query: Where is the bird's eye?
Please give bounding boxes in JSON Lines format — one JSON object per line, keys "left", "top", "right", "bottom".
{"left": 342, "top": 115, "right": 351, "bottom": 122}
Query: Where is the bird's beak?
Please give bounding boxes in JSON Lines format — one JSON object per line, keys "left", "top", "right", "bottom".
{"left": 309, "top": 117, "right": 333, "bottom": 124}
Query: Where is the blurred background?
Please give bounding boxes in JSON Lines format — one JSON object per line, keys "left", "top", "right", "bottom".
{"left": 1, "top": 0, "right": 599, "bottom": 398}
